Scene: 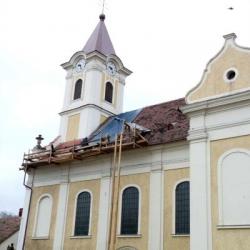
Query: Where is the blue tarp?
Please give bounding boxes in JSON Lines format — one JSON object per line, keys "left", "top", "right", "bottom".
{"left": 90, "top": 109, "right": 141, "bottom": 142}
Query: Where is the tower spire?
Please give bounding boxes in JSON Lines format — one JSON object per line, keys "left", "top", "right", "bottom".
{"left": 82, "top": 13, "right": 115, "bottom": 56}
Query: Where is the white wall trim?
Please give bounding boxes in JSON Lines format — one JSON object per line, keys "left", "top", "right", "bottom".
{"left": 217, "top": 148, "right": 250, "bottom": 225}
{"left": 53, "top": 182, "right": 69, "bottom": 250}
{"left": 17, "top": 188, "right": 32, "bottom": 250}
{"left": 72, "top": 189, "right": 93, "bottom": 236}
{"left": 148, "top": 170, "right": 163, "bottom": 250}
{"left": 96, "top": 177, "right": 111, "bottom": 250}
{"left": 32, "top": 193, "right": 53, "bottom": 238}
{"left": 171, "top": 179, "right": 190, "bottom": 235}
{"left": 117, "top": 184, "right": 141, "bottom": 235}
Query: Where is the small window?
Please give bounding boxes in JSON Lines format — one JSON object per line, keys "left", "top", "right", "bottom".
{"left": 35, "top": 195, "right": 52, "bottom": 237}
{"left": 224, "top": 68, "right": 238, "bottom": 82}
{"left": 73, "top": 79, "right": 83, "bottom": 100}
{"left": 74, "top": 191, "right": 91, "bottom": 236}
{"left": 175, "top": 181, "right": 190, "bottom": 235}
{"left": 105, "top": 82, "right": 113, "bottom": 103}
{"left": 120, "top": 187, "right": 139, "bottom": 235}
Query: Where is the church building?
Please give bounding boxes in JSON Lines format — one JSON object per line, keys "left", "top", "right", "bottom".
{"left": 17, "top": 14, "right": 250, "bottom": 250}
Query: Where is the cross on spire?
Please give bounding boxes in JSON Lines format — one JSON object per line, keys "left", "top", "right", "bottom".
{"left": 102, "top": 0, "right": 106, "bottom": 14}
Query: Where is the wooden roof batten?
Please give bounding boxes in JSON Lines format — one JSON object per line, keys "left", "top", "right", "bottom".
{"left": 20, "top": 122, "right": 149, "bottom": 170}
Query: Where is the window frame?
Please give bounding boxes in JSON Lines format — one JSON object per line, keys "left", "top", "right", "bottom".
{"left": 172, "top": 179, "right": 190, "bottom": 235}
{"left": 72, "top": 79, "right": 83, "bottom": 101}
{"left": 72, "top": 189, "right": 93, "bottom": 237}
{"left": 32, "top": 193, "right": 53, "bottom": 239}
{"left": 118, "top": 184, "right": 141, "bottom": 236}
{"left": 104, "top": 81, "right": 114, "bottom": 104}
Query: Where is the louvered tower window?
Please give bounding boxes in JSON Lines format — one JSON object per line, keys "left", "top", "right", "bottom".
{"left": 74, "top": 191, "right": 91, "bottom": 236}
{"left": 105, "top": 82, "right": 113, "bottom": 103}
{"left": 73, "top": 79, "right": 83, "bottom": 100}
{"left": 175, "top": 181, "right": 190, "bottom": 234}
{"left": 120, "top": 187, "right": 139, "bottom": 235}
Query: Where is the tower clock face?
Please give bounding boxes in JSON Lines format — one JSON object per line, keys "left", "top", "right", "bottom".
{"left": 107, "top": 62, "right": 116, "bottom": 75}
{"left": 75, "top": 59, "right": 86, "bottom": 73}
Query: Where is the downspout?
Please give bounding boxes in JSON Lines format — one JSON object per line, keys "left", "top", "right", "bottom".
{"left": 21, "top": 165, "right": 34, "bottom": 250}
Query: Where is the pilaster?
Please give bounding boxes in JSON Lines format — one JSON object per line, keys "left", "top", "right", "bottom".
{"left": 148, "top": 150, "right": 163, "bottom": 250}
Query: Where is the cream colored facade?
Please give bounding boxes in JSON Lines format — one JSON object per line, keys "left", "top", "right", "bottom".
{"left": 17, "top": 15, "right": 250, "bottom": 250}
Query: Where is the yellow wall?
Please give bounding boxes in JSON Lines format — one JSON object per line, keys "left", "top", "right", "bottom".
{"left": 100, "top": 114, "right": 108, "bottom": 124}
{"left": 115, "top": 173, "right": 150, "bottom": 250}
{"left": 24, "top": 185, "right": 59, "bottom": 250}
{"left": 188, "top": 45, "right": 250, "bottom": 102}
{"left": 63, "top": 179, "right": 100, "bottom": 250}
{"left": 66, "top": 113, "right": 80, "bottom": 141}
{"left": 210, "top": 135, "right": 250, "bottom": 250}
{"left": 164, "top": 168, "right": 190, "bottom": 250}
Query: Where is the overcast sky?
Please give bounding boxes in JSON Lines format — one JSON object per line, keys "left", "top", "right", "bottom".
{"left": 0, "top": 0, "right": 250, "bottom": 214}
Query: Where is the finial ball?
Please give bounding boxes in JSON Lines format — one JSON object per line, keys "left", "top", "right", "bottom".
{"left": 99, "top": 13, "right": 105, "bottom": 21}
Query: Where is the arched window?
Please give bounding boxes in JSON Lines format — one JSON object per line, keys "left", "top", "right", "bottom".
{"left": 73, "top": 79, "right": 82, "bottom": 100}
{"left": 218, "top": 150, "right": 250, "bottom": 225}
{"left": 175, "top": 181, "right": 190, "bottom": 234}
{"left": 34, "top": 195, "right": 52, "bottom": 237}
{"left": 74, "top": 191, "right": 91, "bottom": 236}
{"left": 104, "top": 82, "right": 113, "bottom": 103}
{"left": 120, "top": 187, "right": 139, "bottom": 235}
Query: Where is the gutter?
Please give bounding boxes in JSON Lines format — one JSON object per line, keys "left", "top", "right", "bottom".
{"left": 21, "top": 165, "right": 34, "bottom": 250}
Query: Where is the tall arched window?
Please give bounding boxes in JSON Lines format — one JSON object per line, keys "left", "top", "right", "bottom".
{"left": 74, "top": 191, "right": 91, "bottom": 236}
{"left": 73, "top": 79, "right": 83, "bottom": 100}
{"left": 120, "top": 186, "right": 139, "bottom": 235}
{"left": 104, "top": 82, "right": 113, "bottom": 103}
{"left": 34, "top": 195, "right": 52, "bottom": 237}
{"left": 175, "top": 181, "right": 190, "bottom": 234}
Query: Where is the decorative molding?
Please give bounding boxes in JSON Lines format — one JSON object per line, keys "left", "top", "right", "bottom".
{"left": 59, "top": 103, "right": 116, "bottom": 116}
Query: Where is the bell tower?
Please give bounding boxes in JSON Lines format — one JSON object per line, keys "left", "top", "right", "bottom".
{"left": 59, "top": 14, "right": 132, "bottom": 142}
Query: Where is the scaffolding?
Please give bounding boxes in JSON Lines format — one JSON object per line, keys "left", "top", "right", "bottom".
{"left": 21, "top": 122, "right": 149, "bottom": 250}
{"left": 21, "top": 122, "right": 149, "bottom": 170}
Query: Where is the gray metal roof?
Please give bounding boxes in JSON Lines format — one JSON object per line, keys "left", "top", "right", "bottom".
{"left": 82, "top": 15, "right": 116, "bottom": 56}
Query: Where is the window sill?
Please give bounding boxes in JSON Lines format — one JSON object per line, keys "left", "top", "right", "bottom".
{"left": 171, "top": 234, "right": 190, "bottom": 237}
{"left": 70, "top": 235, "right": 92, "bottom": 239}
{"left": 217, "top": 225, "right": 250, "bottom": 230}
{"left": 117, "top": 234, "right": 142, "bottom": 238}
{"left": 32, "top": 236, "right": 50, "bottom": 240}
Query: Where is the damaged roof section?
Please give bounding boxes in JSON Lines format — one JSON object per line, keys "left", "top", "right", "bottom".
{"left": 134, "top": 98, "right": 188, "bottom": 145}
{"left": 21, "top": 98, "right": 188, "bottom": 168}
{"left": 89, "top": 109, "right": 142, "bottom": 142}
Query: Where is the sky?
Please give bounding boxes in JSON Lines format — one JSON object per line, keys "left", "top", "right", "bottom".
{"left": 0, "top": 0, "right": 250, "bottom": 214}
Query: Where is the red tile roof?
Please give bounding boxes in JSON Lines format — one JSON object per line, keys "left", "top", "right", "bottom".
{"left": 0, "top": 217, "right": 20, "bottom": 244}
{"left": 135, "top": 98, "right": 189, "bottom": 145}
{"left": 56, "top": 98, "right": 188, "bottom": 149}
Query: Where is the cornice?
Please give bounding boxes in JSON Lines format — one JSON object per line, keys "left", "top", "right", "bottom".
{"left": 181, "top": 89, "right": 250, "bottom": 116}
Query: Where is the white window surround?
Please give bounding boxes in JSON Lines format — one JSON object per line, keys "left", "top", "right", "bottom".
{"left": 71, "top": 77, "right": 84, "bottom": 103}
{"left": 72, "top": 189, "right": 93, "bottom": 237}
{"left": 218, "top": 148, "right": 250, "bottom": 226}
{"left": 172, "top": 179, "right": 190, "bottom": 235}
{"left": 117, "top": 184, "right": 142, "bottom": 236}
{"left": 223, "top": 67, "right": 238, "bottom": 83}
{"left": 32, "top": 193, "right": 53, "bottom": 238}
{"left": 103, "top": 81, "right": 114, "bottom": 105}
